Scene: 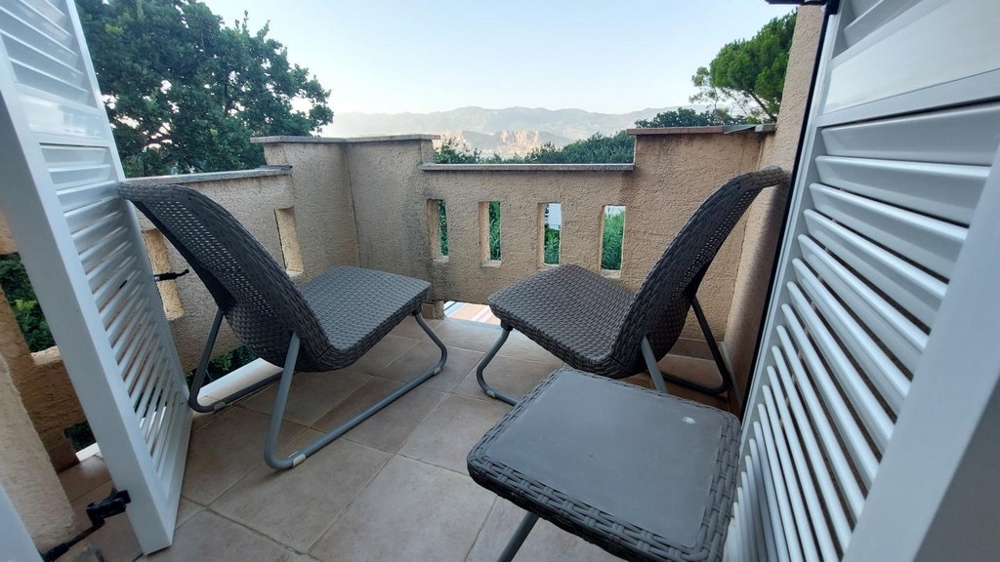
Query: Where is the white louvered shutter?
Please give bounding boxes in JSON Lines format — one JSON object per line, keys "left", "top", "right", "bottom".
{"left": 727, "top": 0, "right": 1000, "bottom": 560}
{"left": 0, "top": 0, "right": 189, "bottom": 553}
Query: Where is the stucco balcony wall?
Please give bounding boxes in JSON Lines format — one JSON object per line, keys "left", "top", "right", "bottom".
{"left": 255, "top": 128, "right": 770, "bottom": 360}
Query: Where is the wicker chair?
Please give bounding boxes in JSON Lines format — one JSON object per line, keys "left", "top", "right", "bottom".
{"left": 120, "top": 184, "right": 447, "bottom": 470}
{"left": 476, "top": 167, "right": 787, "bottom": 404}
{"left": 467, "top": 368, "right": 740, "bottom": 562}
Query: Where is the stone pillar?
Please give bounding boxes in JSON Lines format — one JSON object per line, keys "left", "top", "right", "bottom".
{"left": 0, "top": 352, "right": 77, "bottom": 551}
{"left": 0, "top": 209, "right": 85, "bottom": 470}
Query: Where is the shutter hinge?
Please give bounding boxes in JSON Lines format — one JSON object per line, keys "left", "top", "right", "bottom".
{"left": 39, "top": 488, "right": 131, "bottom": 561}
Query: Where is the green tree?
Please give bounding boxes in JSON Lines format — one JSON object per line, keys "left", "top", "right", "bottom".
{"left": 634, "top": 107, "right": 751, "bottom": 128}
{"left": 0, "top": 255, "right": 55, "bottom": 352}
{"left": 523, "top": 131, "right": 634, "bottom": 164}
{"left": 433, "top": 137, "right": 483, "bottom": 163}
{"left": 77, "top": 0, "right": 333, "bottom": 177}
{"left": 691, "top": 11, "right": 796, "bottom": 122}
{"left": 601, "top": 209, "right": 625, "bottom": 270}
{"left": 433, "top": 132, "right": 634, "bottom": 165}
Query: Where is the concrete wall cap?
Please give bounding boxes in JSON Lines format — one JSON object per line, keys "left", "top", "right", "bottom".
{"left": 627, "top": 124, "right": 776, "bottom": 135}
{"left": 253, "top": 134, "right": 440, "bottom": 144}
{"left": 124, "top": 166, "right": 292, "bottom": 186}
{"left": 420, "top": 163, "right": 634, "bottom": 172}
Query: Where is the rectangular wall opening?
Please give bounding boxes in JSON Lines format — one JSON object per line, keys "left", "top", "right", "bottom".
{"left": 540, "top": 202, "right": 561, "bottom": 266}
{"left": 480, "top": 201, "right": 501, "bottom": 266}
{"left": 427, "top": 200, "right": 449, "bottom": 261}
{"left": 600, "top": 205, "right": 626, "bottom": 275}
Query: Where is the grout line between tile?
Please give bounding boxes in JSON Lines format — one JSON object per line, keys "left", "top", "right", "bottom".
{"left": 303, "top": 443, "right": 395, "bottom": 557}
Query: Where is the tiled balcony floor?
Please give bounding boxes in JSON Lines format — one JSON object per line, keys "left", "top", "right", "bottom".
{"left": 58, "top": 317, "right": 730, "bottom": 562}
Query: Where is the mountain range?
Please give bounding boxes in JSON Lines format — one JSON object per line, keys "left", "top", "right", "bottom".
{"left": 325, "top": 106, "right": 689, "bottom": 156}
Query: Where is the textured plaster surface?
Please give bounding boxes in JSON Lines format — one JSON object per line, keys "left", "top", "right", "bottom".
{"left": 724, "top": 6, "right": 824, "bottom": 411}
{"left": 0, "top": 280, "right": 84, "bottom": 470}
{"left": 320, "top": 131, "right": 767, "bottom": 348}
{"left": 0, "top": 353, "right": 76, "bottom": 550}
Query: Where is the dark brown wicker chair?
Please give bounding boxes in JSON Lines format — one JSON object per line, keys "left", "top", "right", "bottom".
{"left": 120, "top": 183, "right": 447, "bottom": 470}
{"left": 468, "top": 368, "right": 741, "bottom": 562}
{"left": 476, "top": 167, "right": 787, "bottom": 404}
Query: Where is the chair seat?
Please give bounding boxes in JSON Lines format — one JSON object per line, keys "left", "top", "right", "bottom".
{"left": 300, "top": 266, "right": 430, "bottom": 368}
{"left": 467, "top": 369, "right": 740, "bottom": 562}
{"left": 488, "top": 265, "right": 634, "bottom": 375}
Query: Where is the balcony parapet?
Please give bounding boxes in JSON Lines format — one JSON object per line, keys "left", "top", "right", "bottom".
{"left": 420, "top": 163, "right": 633, "bottom": 172}
{"left": 253, "top": 134, "right": 440, "bottom": 144}
{"left": 124, "top": 166, "right": 292, "bottom": 186}
{"left": 626, "top": 123, "right": 777, "bottom": 136}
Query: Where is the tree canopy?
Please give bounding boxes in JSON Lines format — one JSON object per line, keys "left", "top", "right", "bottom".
{"left": 633, "top": 107, "right": 750, "bottom": 128}
{"left": 435, "top": 132, "right": 634, "bottom": 164}
{"left": 78, "top": 0, "right": 333, "bottom": 177}
{"left": 691, "top": 11, "right": 796, "bottom": 122}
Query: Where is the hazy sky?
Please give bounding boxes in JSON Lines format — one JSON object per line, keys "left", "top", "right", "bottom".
{"left": 200, "top": 0, "right": 794, "bottom": 115}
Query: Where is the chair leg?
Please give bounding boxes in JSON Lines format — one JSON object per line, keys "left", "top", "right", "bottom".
{"left": 188, "top": 307, "right": 281, "bottom": 413}
{"left": 263, "top": 312, "right": 448, "bottom": 470}
{"left": 640, "top": 337, "right": 668, "bottom": 394}
{"left": 475, "top": 327, "right": 517, "bottom": 405}
{"left": 497, "top": 512, "right": 539, "bottom": 562}
{"left": 648, "top": 296, "right": 734, "bottom": 396}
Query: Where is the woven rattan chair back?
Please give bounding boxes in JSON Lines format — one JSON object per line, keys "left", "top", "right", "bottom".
{"left": 612, "top": 166, "right": 788, "bottom": 372}
{"left": 119, "top": 184, "right": 329, "bottom": 369}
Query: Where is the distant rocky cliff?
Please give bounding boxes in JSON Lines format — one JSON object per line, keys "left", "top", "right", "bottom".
{"left": 436, "top": 130, "right": 574, "bottom": 158}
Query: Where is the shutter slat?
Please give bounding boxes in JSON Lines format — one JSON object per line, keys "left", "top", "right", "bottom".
{"left": 757, "top": 399, "right": 807, "bottom": 562}
{"left": 820, "top": 103, "right": 1000, "bottom": 166}
{"left": 117, "top": 320, "right": 154, "bottom": 380}
{"left": 810, "top": 183, "right": 965, "bottom": 279}
{"left": 782, "top": 302, "right": 877, "bottom": 494}
{"left": 843, "top": 0, "right": 919, "bottom": 47}
{"left": 770, "top": 359, "right": 842, "bottom": 560}
{"left": 804, "top": 210, "right": 944, "bottom": 328}
{"left": 749, "top": 442, "right": 785, "bottom": 562}
{"left": 776, "top": 327, "right": 864, "bottom": 525}
{"left": 788, "top": 281, "right": 890, "bottom": 460}
{"left": 65, "top": 196, "right": 118, "bottom": 233}
{"left": 762, "top": 381, "right": 821, "bottom": 561}
{"left": 799, "top": 233, "right": 921, "bottom": 377}
{"left": 815, "top": 155, "right": 986, "bottom": 225}
{"left": 793, "top": 250, "right": 909, "bottom": 412}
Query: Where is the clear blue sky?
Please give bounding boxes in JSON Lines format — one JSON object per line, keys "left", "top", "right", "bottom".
{"left": 201, "top": 0, "right": 794, "bottom": 115}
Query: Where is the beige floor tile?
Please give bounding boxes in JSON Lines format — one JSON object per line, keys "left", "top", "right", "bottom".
{"left": 311, "top": 456, "right": 495, "bottom": 562}
{"left": 241, "top": 369, "right": 371, "bottom": 426}
{"left": 70, "top": 482, "right": 143, "bottom": 562}
{"left": 313, "top": 378, "right": 447, "bottom": 453}
{"left": 349, "top": 335, "right": 420, "bottom": 376}
{"left": 431, "top": 319, "right": 506, "bottom": 352}
{"left": 59, "top": 455, "right": 111, "bottom": 503}
{"left": 498, "top": 331, "right": 563, "bottom": 365}
{"left": 399, "top": 395, "right": 509, "bottom": 475}
{"left": 466, "top": 499, "right": 619, "bottom": 562}
{"left": 212, "top": 430, "right": 390, "bottom": 552}
{"left": 453, "top": 355, "right": 556, "bottom": 403}
{"left": 176, "top": 498, "right": 202, "bottom": 529}
{"left": 379, "top": 342, "right": 483, "bottom": 393}
{"left": 387, "top": 315, "right": 442, "bottom": 340}
{"left": 182, "top": 406, "right": 308, "bottom": 505}
{"left": 142, "top": 510, "right": 299, "bottom": 561}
